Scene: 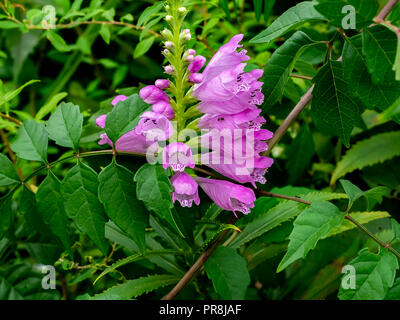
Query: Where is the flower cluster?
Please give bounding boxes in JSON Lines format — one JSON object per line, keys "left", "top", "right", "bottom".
{"left": 95, "top": 5, "right": 273, "bottom": 217}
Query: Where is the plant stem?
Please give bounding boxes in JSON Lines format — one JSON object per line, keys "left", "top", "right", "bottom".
{"left": 376, "top": 0, "right": 399, "bottom": 21}
{"left": 0, "top": 112, "right": 22, "bottom": 126}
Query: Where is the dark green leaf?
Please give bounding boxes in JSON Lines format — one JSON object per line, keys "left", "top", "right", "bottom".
{"left": 98, "top": 162, "right": 148, "bottom": 252}
{"left": 62, "top": 162, "right": 109, "bottom": 255}
{"left": 0, "top": 153, "right": 20, "bottom": 186}
{"left": 205, "top": 247, "right": 250, "bottom": 299}
{"left": 36, "top": 171, "right": 72, "bottom": 250}
{"left": 134, "top": 37, "right": 155, "bottom": 59}
{"left": 277, "top": 201, "right": 345, "bottom": 272}
{"left": 105, "top": 94, "right": 149, "bottom": 144}
{"left": 11, "top": 119, "right": 48, "bottom": 162}
{"left": 0, "top": 196, "right": 13, "bottom": 240}
{"left": 47, "top": 102, "right": 83, "bottom": 150}
{"left": 311, "top": 60, "right": 362, "bottom": 147}
{"left": 250, "top": 1, "right": 325, "bottom": 43}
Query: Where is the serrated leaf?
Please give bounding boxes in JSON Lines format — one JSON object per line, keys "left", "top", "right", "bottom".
{"left": 286, "top": 123, "right": 315, "bottom": 184}
{"left": 340, "top": 179, "right": 364, "bottom": 210}
{"left": 362, "top": 25, "right": 397, "bottom": 84}
{"left": 331, "top": 131, "right": 400, "bottom": 184}
{"left": 46, "top": 102, "right": 83, "bottom": 150}
{"left": 277, "top": 201, "right": 345, "bottom": 272}
{"left": 262, "top": 31, "right": 317, "bottom": 106}
{"left": 205, "top": 247, "right": 250, "bottom": 300}
{"left": 385, "top": 277, "right": 400, "bottom": 300}
{"left": 61, "top": 162, "right": 109, "bottom": 255}
{"left": 46, "top": 30, "right": 71, "bottom": 52}
{"left": 36, "top": 171, "right": 72, "bottom": 251}
{"left": 104, "top": 93, "right": 149, "bottom": 144}
{"left": 94, "top": 249, "right": 181, "bottom": 284}
{"left": 134, "top": 37, "right": 155, "bottom": 59}
{"left": 329, "top": 211, "right": 390, "bottom": 237}
{"left": 134, "top": 164, "right": 183, "bottom": 237}
{"left": 338, "top": 249, "right": 399, "bottom": 300}
{"left": 90, "top": 274, "right": 180, "bottom": 300}
{"left": 98, "top": 162, "right": 148, "bottom": 252}
{"left": 0, "top": 154, "right": 20, "bottom": 186}
{"left": 229, "top": 191, "right": 347, "bottom": 249}
{"left": 315, "top": 0, "right": 378, "bottom": 29}
{"left": 342, "top": 33, "right": 400, "bottom": 111}
{"left": 11, "top": 119, "right": 48, "bottom": 162}
{"left": 311, "top": 60, "right": 362, "bottom": 147}
{"left": 250, "top": 1, "right": 325, "bottom": 43}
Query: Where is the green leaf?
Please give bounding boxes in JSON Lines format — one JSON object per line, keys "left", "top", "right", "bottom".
{"left": 342, "top": 33, "right": 400, "bottom": 111}
{"left": 315, "top": 0, "right": 378, "bottom": 29}
{"left": 250, "top": 1, "right": 325, "bottom": 43}
{"left": 36, "top": 171, "right": 72, "bottom": 251}
{"left": 219, "top": 0, "right": 230, "bottom": 18}
{"left": 46, "top": 30, "right": 71, "bottom": 52}
{"left": 90, "top": 274, "right": 180, "bottom": 300}
{"left": 338, "top": 248, "right": 399, "bottom": 300}
{"left": 11, "top": 119, "right": 48, "bottom": 162}
{"left": 104, "top": 94, "right": 149, "bottom": 144}
{"left": 386, "top": 277, "right": 400, "bottom": 300}
{"left": 329, "top": 211, "right": 390, "bottom": 237}
{"left": 362, "top": 25, "right": 397, "bottom": 84}
{"left": 0, "top": 196, "right": 13, "bottom": 240}
{"left": 46, "top": 102, "right": 83, "bottom": 150}
{"left": 311, "top": 60, "right": 362, "bottom": 147}
{"left": 262, "top": 31, "right": 316, "bottom": 106}
{"left": 264, "top": 0, "right": 276, "bottom": 21}
{"left": 134, "top": 37, "right": 155, "bottom": 59}
{"left": 99, "top": 24, "right": 111, "bottom": 44}
{"left": 134, "top": 164, "right": 183, "bottom": 237}
{"left": 137, "top": 1, "right": 165, "bottom": 28}
{"left": 277, "top": 201, "right": 345, "bottom": 272}
{"left": 331, "top": 131, "right": 400, "bottom": 184}
{"left": 205, "top": 247, "right": 250, "bottom": 299}
{"left": 93, "top": 249, "right": 181, "bottom": 284}
{"left": 286, "top": 123, "right": 315, "bottom": 184}
{"left": 0, "top": 154, "right": 20, "bottom": 186}
{"left": 0, "top": 21, "right": 21, "bottom": 29}
{"left": 253, "top": 0, "right": 262, "bottom": 21}
{"left": 339, "top": 179, "right": 364, "bottom": 211}
{"left": 35, "top": 92, "right": 68, "bottom": 121}
{"left": 61, "top": 162, "right": 109, "bottom": 255}
{"left": 98, "top": 162, "right": 148, "bottom": 252}
{"left": 0, "top": 79, "right": 40, "bottom": 107}
{"left": 229, "top": 191, "right": 347, "bottom": 249}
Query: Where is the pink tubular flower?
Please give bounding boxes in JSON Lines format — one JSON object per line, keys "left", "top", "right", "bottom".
{"left": 162, "top": 142, "right": 195, "bottom": 172}
{"left": 135, "top": 111, "right": 173, "bottom": 141}
{"left": 198, "top": 109, "right": 265, "bottom": 130}
{"left": 152, "top": 101, "right": 174, "bottom": 119}
{"left": 139, "top": 85, "right": 170, "bottom": 104}
{"left": 170, "top": 172, "right": 200, "bottom": 207}
{"left": 96, "top": 114, "right": 107, "bottom": 129}
{"left": 195, "top": 177, "right": 256, "bottom": 215}
{"left": 188, "top": 73, "right": 203, "bottom": 83}
{"left": 188, "top": 55, "right": 206, "bottom": 73}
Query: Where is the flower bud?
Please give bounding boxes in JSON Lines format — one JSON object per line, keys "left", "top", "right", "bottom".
{"left": 188, "top": 55, "right": 206, "bottom": 73}
{"left": 186, "top": 49, "right": 196, "bottom": 56}
{"left": 178, "top": 7, "right": 187, "bottom": 13}
{"left": 163, "top": 49, "right": 170, "bottom": 55}
{"left": 188, "top": 73, "right": 203, "bottom": 83}
{"left": 164, "top": 65, "right": 174, "bottom": 74}
{"left": 155, "top": 79, "right": 170, "bottom": 89}
{"left": 164, "top": 41, "right": 173, "bottom": 49}
{"left": 185, "top": 54, "right": 195, "bottom": 62}
{"left": 181, "top": 29, "right": 191, "bottom": 41}
{"left": 139, "top": 85, "right": 169, "bottom": 104}
{"left": 165, "top": 15, "right": 173, "bottom": 22}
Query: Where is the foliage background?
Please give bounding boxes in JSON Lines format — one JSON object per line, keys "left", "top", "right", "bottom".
{"left": 0, "top": 0, "right": 400, "bottom": 300}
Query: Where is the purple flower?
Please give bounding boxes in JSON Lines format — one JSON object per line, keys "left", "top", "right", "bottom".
{"left": 152, "top": 101, "right": 174, "bottom": 119}
{"left": 188, "top": 73, "right": 203, "bottom": 83}
{"left": 170, "top": 172, "right": 200, "bottom": 207}
{"left": 164, "top": 65, "right": 174, "bottom": 74}
{"left": 188, "top": 55, "right": 206, "bottom": 73}
{"left": 195, "top": 177, "right": 256, "bottom": 215}
{"left": 139, "top": 85, "right": 170, "bottom": 104}
{"left": 96, "top": 114, "right": 107, "bottom": 129}
{"left": 135, "top": 111, "right": 173, "bottom": 141}
{"left": 198, "top": 109, "right": 265, "bottom": 130}
{"left": 155, "top": 79, "right": 170, "bottom": 89}
{"left": 162, "top": 142, "right": 195, "bottom": 172}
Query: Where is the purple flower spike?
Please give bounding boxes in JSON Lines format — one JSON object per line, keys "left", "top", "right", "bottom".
{"left": 162, "top": 142, "right": 195, "bottom": 172}
{"left": 136, "top": 111, "right": 173, "bottom": 141}
{"left": 155, "top": 79, "right": 170, "bottom": 89}
{"left": 170, "top": 172, "right": 200, "bottom": 207}
{"left": 195, "top": 177, "right": 256, "bottom": 215}
{"left": 112, "top": 95, "right": 128, "bottom": 106}
{"left": 139, "top": 85, "right": 169, "bottom": 104}
{"left": 188, "top": 55, "right": 206, "bottom": 73}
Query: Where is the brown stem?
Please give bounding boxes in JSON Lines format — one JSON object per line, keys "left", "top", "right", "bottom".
{"left": 0, "top": 112, "right": 22, "bottom": 126}
{"left": 290, "top": 73, "right": 313, "bottom": 81}
{"left": 256, "top": 190, "right": 311, "bottom": 205}
{"left": 376, "top": 0, "right": 399, "bottom": 21}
